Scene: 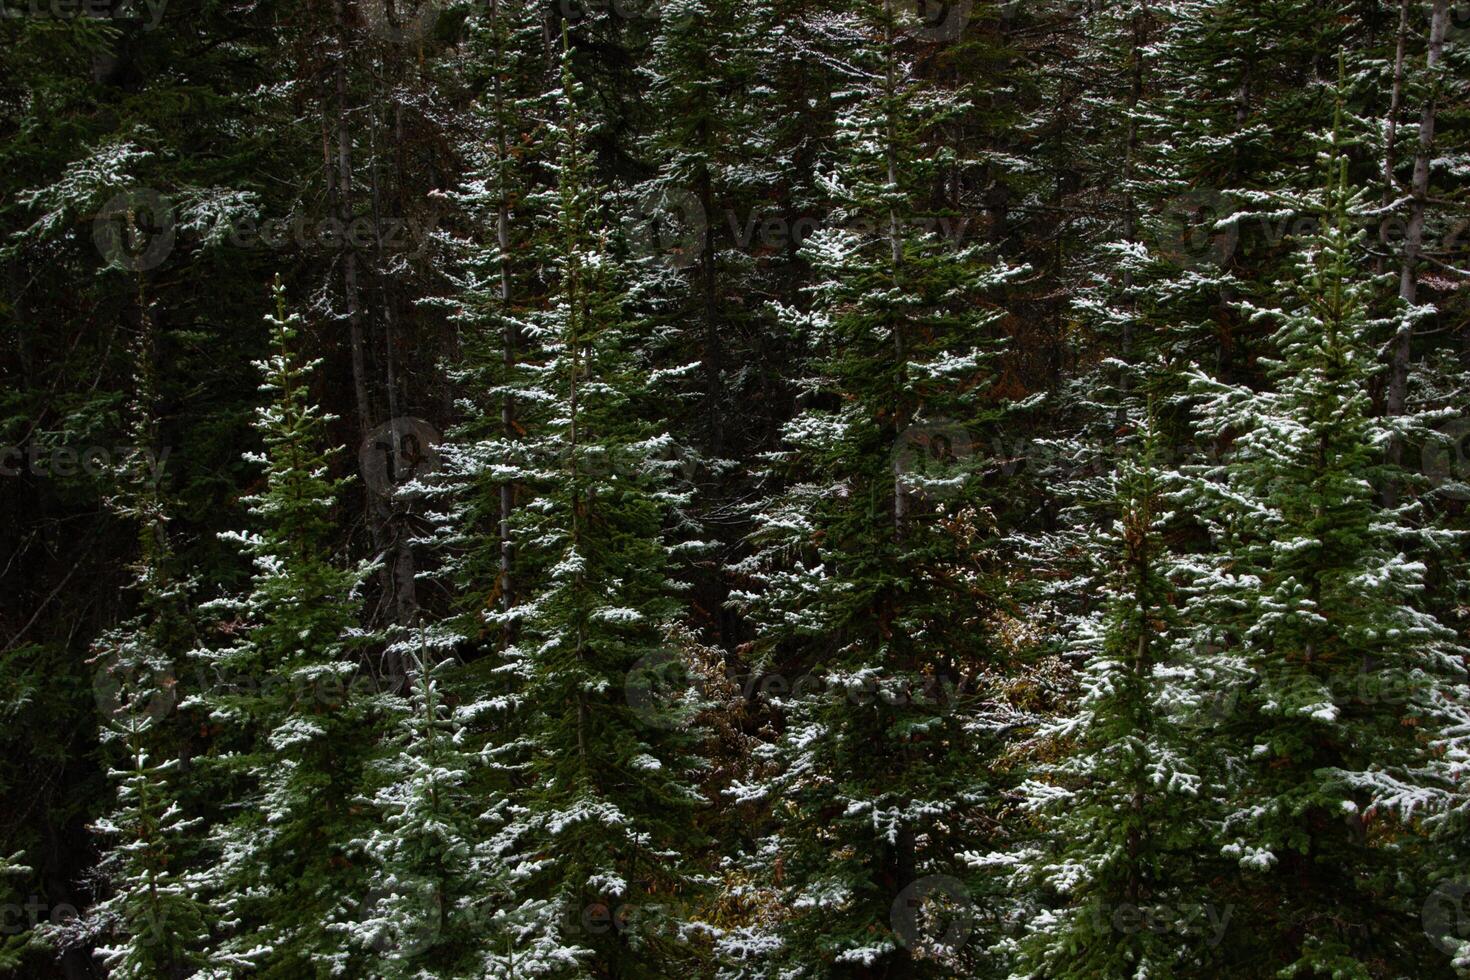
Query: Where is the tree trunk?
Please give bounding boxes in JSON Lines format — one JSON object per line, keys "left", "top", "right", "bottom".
{"left": 492, "top": 0, "right": 517, "bottom": 621}
{"left": 1379, "top": 0, "right": 1409, "bottom": 277}
{"left": 697, "top": 154, "right": 723, "bottom": 457}
{"left": 1386, "top": 0, "right": 1449, "bottom": 492}
{"left": 335, "top": 0, "right": 373, "bottom": 443}
{"left": 368, "top": 60, "right": 420, "bottom": 630}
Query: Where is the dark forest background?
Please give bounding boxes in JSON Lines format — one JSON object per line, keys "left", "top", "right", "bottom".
{"left": 2, "top": 0, "right": 1468, "bottom": 977}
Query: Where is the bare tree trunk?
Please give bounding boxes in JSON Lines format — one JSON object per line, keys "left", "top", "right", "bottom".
{"left": 335, "top": 0, "right": 373, "bottom": 443}
{"left": 491, "top": 0, "right": 517, "bottom": 621}
{"left": 334, "top": 0, "right": 416, "bottom": 656}
{"left": 1386, "top": 0, "right": 1449, "bottom": 489}
{"left": 697, "top": 154, "right": 723, "bottom": 457}
{"left": 1379, "top": 0, "right": 1409, "bottom": 277}
{"left": 369, "top": 44, "right": 420, "bottom": 629}
{"left": 1120, "top": 10, "right": 1144, "bottom": 363}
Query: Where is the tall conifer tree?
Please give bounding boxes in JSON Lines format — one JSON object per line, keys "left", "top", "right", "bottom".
{"left": 485, "top": 35, "right": 713, "bottom": 978}
{"left": 1177, "top": 120, "right": 1468, "bottom": 977}
{"left": 189, "top": 280, "right": 383, "bottom": 977}
{"left": 996, "top": 420, "right": 1222, "bottom": 979}
{"left": 722, "top": 2, "right": 1024, "bottom": 974}
{"left": 75, "top": 313, "right": 211, "bottom": 979}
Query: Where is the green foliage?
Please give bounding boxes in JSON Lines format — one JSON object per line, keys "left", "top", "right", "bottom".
{"left": 2, "top": 3, "right": 1467, "bottom": 979}
{"left": 188, "top": 280, "right": 385, "bottom": 977}
{"left": 1174, "top": 145, "right": 1467, "bottom": 977}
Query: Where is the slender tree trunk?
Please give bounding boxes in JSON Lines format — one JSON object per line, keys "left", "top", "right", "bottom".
{"left": 1212, "top": 69, "right": 1251, "bottom": 381}
{"left": 698, "top": 153, "right": 723, "bottom": 457}
{"left": 1386, "top": 0, "right": 1449, "bottom": 490}
{"left": 334, "top": 0, "right": 414, "bottom": 654}
{"left": 1120, "top": 41, "right": 1139, "bottom": 355}
{"left": 1119, "top": 7, "right": 1146, "bottom": 405}
{"left": 885, "top": 0, "right": 909, "bottom": 537}
{"left": 335, "top": 0, "right": 373, "bottom": 442}
{"left": 491, "top": 0, "right": 517, "bottom": 620}
{"left": 368, "top": 63, "right": 420, "bottom": 629}
{"left": 1379, "top": 0, "right": 1409, "bottom": 276}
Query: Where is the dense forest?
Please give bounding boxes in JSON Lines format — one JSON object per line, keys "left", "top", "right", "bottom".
{"left": 2, "top": 0, "right": 1469, "bottom": 976}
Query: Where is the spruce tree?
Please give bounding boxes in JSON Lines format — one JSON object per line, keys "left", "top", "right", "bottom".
{"left": 997, "top": 420, "right": 1223, "bottom": 979}
{"left": 0, "top": 854, "right": 34, "bottom": 972}
{"left": 188, "top": 279, "right": 383, "bottom": 977}
{"left": 70, "top": 318, "right": 211, "bottom": 979}
{"left": 721, "top": 2, "right": 1023, "bottom": 974}
{"left": 344, "top": 624, "right": 577, "bottom": 978}
{"left": 1177, "top": 131, "right": 1468, "bottom": 977}
{"left": 1135, "top": 0, "right": 1385, "bottom": 383}
{"left": 427, "top": 0, "right": 556, "bottom": 643}
{"left": 485, "top": 35, "right": 713, "bottom": 978}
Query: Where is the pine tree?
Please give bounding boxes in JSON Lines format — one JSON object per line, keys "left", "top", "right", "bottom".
{"left": 84, "top": 709, "right": 211, "bottom": 979}
{"left": 631, "top": 0, "right": 806, "bottom": 461}
{"left": 427, "top": 0, "right": 556, "bottom": 643}
{"left": 1176, "top": 126, "right": 1468, "bottom": 976}
{"left": 0, "top": 853, "right": 34, "bottom": 972}
{"left": 628, "top": 0, "right": 794, "bottom": 666}
{"left": 1060, "top": 0, "right": 1159, "bottom": 411}
{"left": 65, "top": 312, "right": 211, "bottom": 979}
{"left": 188, "top": 278, "right": 383, "bottom": 977}
{"left": 996, "top": 419, "right": 1225, "bottom": 979}
{"left": 721, "top": 3, "right": 1024, "bottom": 974}
{"left": 484, "top": 34, "right": 714, "bottom": 977}
{"left": 1133, "top": 0, "right": 1388, "bottom": 383}
{"left": 343, "top": 623, "right": 577, "bottom": 978}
